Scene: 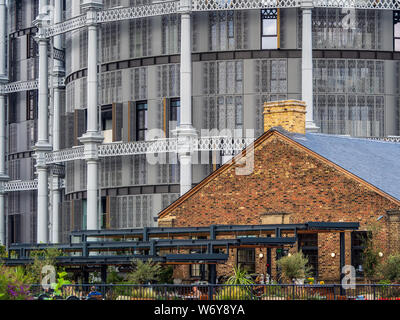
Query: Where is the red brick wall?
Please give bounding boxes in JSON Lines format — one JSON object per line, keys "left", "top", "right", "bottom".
{"left": 164, "top": 134, "right": 400, "bottom": 282}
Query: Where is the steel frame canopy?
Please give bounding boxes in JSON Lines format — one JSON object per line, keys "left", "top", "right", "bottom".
{"left": 4, "top": 221, "right": 359, "bottom": 267}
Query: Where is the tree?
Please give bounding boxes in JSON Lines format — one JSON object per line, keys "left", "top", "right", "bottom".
{"left": 26, "top": 248, "right": 65, "bottom": 284}
{"left": 276, "top": 251, "right": 311, "bottom": 283}
{"left": 362, "top": 223, "right": 382, "bottom": 281}
{"left": 126, "top": 259, "right": 162, "bottom": 284}
{"left": 380, "top": 254, "right": 400, "bottom": 283}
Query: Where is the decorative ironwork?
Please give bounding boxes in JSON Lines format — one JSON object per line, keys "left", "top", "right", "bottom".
{"left": 53, "top": 47, "right": 65, "bottom": 62}
{"left": 45, "top": 146, "right": 85, "bottom": 165}
{"left": 0, "top": 80, "right": 38, "bottom": 94}
{"left": 5, "top": 180, "right": 38, "bottom": 192}
{"left": 97, "top": 1, "right": 179, "bottom": 23}
{"left": 45, "top": 14, "right": 87, "bottom": 38}
{"left": 192, "top": 0, "right": 299, "bottom": 11}
{"left": 98, "top": 138, "right": 178, "bottom": 157}
{"left": 313, "top": 0, "right": 400, "bottom": 10}
{"left": 367, "top": 136, "right": 400, "bottom": 143}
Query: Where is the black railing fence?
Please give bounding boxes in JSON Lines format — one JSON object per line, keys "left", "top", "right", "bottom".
{"left": 28, "top": 284, "right": 400, "bottom": 300}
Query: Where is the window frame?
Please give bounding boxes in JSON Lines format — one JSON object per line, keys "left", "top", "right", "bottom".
{"left": 237, "top": 248, "right": 256, "bottom": 274}
{"left": 394, "top": 11, "right": 400, "bottom": 51}
{"left": 136, "top": 101, "right": 148, "bottom": 141}
{"left": 261, "top": 8, "right": 279, "bottom": 50}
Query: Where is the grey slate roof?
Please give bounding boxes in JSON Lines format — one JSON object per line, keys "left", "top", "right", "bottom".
{"left": 276, "top": 128, "right": 400, "bottom": 201}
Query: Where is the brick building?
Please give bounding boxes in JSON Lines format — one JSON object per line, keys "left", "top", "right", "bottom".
{"left": 158, "top": 100, "right": 400, "bottom": 283}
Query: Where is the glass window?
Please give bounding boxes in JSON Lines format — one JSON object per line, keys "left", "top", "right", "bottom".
{"left": 394, "top": 11, "right": 400, "bottom": 51}
{"left": 170, "top": 98, "right": 180, "bottom": 126}
{"left": 351, "top": 231, "right": 369, "bottom": 278}
{"left": 298, "top": 233, "right": 318, "bottom": 278}
{"left": 261, "top": 9, "right": 278, "bottom": 49}
{"left": 101, "top": 106, "right": 113, "bottom": 131}
{"left": 237, "top": 248, "right": 256, "bottom": 274}
{"left": 136, "top": 102, "right": 148, "bottom": 141}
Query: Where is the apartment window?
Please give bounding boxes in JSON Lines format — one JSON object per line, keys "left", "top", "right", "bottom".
{"left": 26, "top": 90, "right": 37, "bottom": 120}
{"left": 101, "top": 106, "right": 112, "bottom": 131}
{"left": 136, "top": 102, "right": 148, "bottom": 141}
{"left": 394, "top": 11, "right": 400, "bottom": 51}
{"left": 298, "top": 233, "right": 318, "bottom": 278}
{"left": 351, "top": 231, "right": 369, "bottom": 278}
{"left": 261, "top": 9, "right": 278, "bottom": 49}
{"left": 170, "top": 98, "right": 180, "bottom": 126}
{"left": 237, "top": 248, "right": 255, "bottom": 274}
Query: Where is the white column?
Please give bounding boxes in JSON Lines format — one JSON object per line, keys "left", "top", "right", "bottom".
{"left": 33, "top": 11, "right": 52, "bottom": 244}
{"left": 0, "top": 0, "right": 8, "bottom": 246}
{"left": 176, "top": 0, "right": 196, "bottom": 196}
{"left": 301, "top": 1, "right": 319, "bottom": 133}
{"left": 51, "top": 0, "right": 64, "bottom": 243}
{"left": 80, "top": 1, "right": 103, "bottom": 230}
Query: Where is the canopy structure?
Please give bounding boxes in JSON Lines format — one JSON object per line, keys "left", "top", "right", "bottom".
{"left": 3, "top": 221, "right": 359, "bottom": 284}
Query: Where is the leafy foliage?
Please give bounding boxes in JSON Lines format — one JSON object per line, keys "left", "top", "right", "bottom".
{"left": 0, "top": 265, "right": 33, "bottom": 300}
{"left": 107, "top": 266, "right": 124, "bottom": 284}
{"left": 225, "top": 265, "right": 255, "bottom": 285}
{"left": 26, "top": 248, "right": 65, "bottom": 284}
{"left": 380, "top": 254, "right": 400, "bottom": 283}
{"left": 126, "top": 259, "right": 162, "bottom": 284}
{"left": 158, "top": 265, "right": 174, "bottom": 284}
{"left": 215, "top": 286, "right": 251, "bottom": 300}
{"left": 276, "top": 251, "right": 312, "bottom": 283}
{"left": 51, "top": 272, "right": 71, "bottom": 297}
{"left": 362, "top": 224, "right": 382, "bottom": 280}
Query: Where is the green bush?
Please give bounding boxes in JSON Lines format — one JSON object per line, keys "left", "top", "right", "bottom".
{"left": 215, "top": 286, "right": 251, "bottom": 300}
{"left": 276, "top": 251, "right": 311, "bottom": 283}
{"left": 225, "top": 266, "right": 255, "bottom": 285}
{"left": 126, "top": 259, "right": 162, "bottom": 284}
{"left": 380, "top": 254, "right": 400, "bottom": 283}
{"left": 0, "top": 265, "right": 33, "bottom": 300}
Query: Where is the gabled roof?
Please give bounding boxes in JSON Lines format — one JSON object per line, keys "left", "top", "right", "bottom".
{"left": 159, "top": 128, "right": 400, "bottom": 219}
{"left": 281, "top": 129, "right": 400, "bottom": 202}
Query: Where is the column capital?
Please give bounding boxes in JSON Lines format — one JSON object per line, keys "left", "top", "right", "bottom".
{"left": 81, "top": 0, "right": 103, "bottom": 25}
{"left": 301, "top": 0, "right": 314, "bottom": 9}
{"left": 173, "top": 126, "right": 197, "bottom": 155}
{"left": 79, "top": 132, "right": 104, "bottom": 161}
{"left": 178, "top": 0, "right": 192, "bottom": 14}
{"left": 33, "top": 14, "right": 51, "bottom": 39}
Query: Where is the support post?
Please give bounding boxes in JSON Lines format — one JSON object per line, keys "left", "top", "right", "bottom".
{"left": 51, "top": 0, "right": 64, "bottom": 244}
{"left": 340, "top": 232, "right": 345, "bottom": 295}
{"left": 176, "top": 0, "right": 197, "bottom": 196}
{"left": 33, "top": 7, "right": 52, "bottom": 244}
{"left": 80, "top": 1, "right": 104, "bottom": 230}
{"left": 301, "top": 0, "right": 318, "bottom": 133}
{"left": 0, "top": 0, "right": 8, "bottom": 246}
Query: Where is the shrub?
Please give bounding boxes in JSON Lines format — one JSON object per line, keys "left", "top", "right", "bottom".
{"left": 276, "top": 251, "right": 312, "bottom": 283}
{"left": 26, "top": 248, "right": 65, "bottom": 284}
{"left": 0, "top": 265, "right": 33, "bottom": 300}
{"left": 225, "top": 266, "right": 255, "bottom": 285}
{"left": 126, "top": 259, "right": 162, "bottom": 284}
{"left": 215, "top": 286, "right": 251, "bottom": 300}
{"left": 380, "top": 254, "right": 400, "bottom": 283}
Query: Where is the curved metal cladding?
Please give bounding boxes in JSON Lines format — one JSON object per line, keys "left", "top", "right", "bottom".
{"left": 5, "top": 0, "right": 400, "bottom": 243}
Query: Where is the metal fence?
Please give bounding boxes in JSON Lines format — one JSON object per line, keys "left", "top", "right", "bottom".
{"left": 28, "top": 284, "right": 400, "bottom": 301}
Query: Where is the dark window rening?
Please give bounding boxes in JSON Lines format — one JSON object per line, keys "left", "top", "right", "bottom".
{"left": 169, "top": 98, "right": 180, "bottom": 126}
{"left": 101, "top": 105, "right": 113, "bottom": 131}
{"left": 237, "top": 248, "right": 256, "bottom": 274}
{"left": 261, "top": 9, "right": 278, "bottom": 50}
{"left": 351, "top": 231, "right": 369, "bottom": 278}
{"left": 136, "top": 101, "right": 148, "bottom": 141}
{"left": 298, "top": 233, "right": 318, "bottom": 278}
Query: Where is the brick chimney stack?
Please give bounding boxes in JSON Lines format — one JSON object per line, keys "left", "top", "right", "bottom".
{"left": 263, "top": 100, "right": 307, "bottom": 134}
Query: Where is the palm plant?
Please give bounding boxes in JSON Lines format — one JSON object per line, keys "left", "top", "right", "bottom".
{"left": 226, "top": 265, "right": 255, "bottom": 285}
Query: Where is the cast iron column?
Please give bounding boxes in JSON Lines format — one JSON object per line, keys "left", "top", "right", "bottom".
{"left": 33, "top": 2, "right": 52, "bottom": 243}
{"left": 176, "top": 0, "right": 197, "bottom": 196}
{"left": 0, "top": 0, "right": 8, "bottom": 246}
{"left": 301, "top": 0, "right": 319, "bottom": 133}
{"left": 79, "top": 1, "right": 104, "bottom": 230}
{"left": 51, "top": 0, "right": 64, "bottom": 243}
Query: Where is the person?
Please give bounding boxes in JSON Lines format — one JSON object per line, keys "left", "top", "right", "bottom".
{"left": 87, "top": 286, "right": 103, "bottom": 300}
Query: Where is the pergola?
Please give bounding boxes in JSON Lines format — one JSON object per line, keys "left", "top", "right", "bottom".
{"left": 4, "top": 221, "right": 359, "bottom": 284}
